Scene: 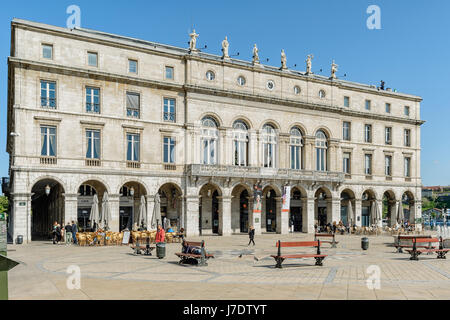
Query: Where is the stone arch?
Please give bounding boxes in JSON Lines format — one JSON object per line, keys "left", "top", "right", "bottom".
{"left": 74, "top": 176, "right": 111, "bottom": 195}
{"left": 116, "top": 178, "right": 150, "bottom": 196}
{"left": 261, "top": 183, "right": 282, "bottom": 197}
{"left": 313, "top": 126, "right": 333, "bottom": 139}
{"left": 260, "top": 119, "right": 282, "bottom": 131}
{"left": 198, "top": 112, "right": 223, "bottom": 128}
{"left": 288, "top": 123, "right": 308, "bottom": 136}
{"left": 360, "top": 188, "right": 378, "bottom": 201}
{"left": 30, "top": 175, "right": 67, "bottom": 195}
{"left": 230, "top": 116, "right": 253, "bottom": 130}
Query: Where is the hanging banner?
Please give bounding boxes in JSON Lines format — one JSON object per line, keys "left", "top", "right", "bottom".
{"left": 253, "top": 184, "right": 262, "bottom": 214}
{"left": 282, "top": 186, "right": 291, "bottom": 213}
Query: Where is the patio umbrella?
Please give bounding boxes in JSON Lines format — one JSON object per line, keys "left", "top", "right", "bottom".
{"left": 89, "top": 194, "right": 99, "bottom": 231}
{"left": 101, "top": 192, "right": 111, "bottom": 230}
{"left": 397, "top": 201, "right": 404, "bottom": 224}
{"left": 151, "top": 193, "right": 161, "bottom": 230}
{"left": 138, "top": 195, "right": 147, "bottom": 230}
{"left": 347, "top": 201, "right": 354, "bottom": 226}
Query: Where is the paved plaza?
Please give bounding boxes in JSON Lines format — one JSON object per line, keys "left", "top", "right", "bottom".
{"left": 6, "top": 233, "right": 450, "bottom": 300}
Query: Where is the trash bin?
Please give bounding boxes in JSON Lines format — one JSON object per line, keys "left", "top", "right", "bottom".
{"left": 361, "top": 237, "right": 369, "bottom": 250}
{"left": 16, "top": 235, "right": 23, "bottom": 245}
{"left": 156, "top": 242, "right": 166, "bottom": 259}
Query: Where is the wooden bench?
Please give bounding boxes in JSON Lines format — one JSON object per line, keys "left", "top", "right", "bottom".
{"left": 406, "top": 237, "right": 450, "bottom": 261}
{"left": 175, "top": 240, "right": 214, "bottom": 266}
{"left": 130, "top": 238, "right": 155, "bottom": 256}
{"left": 315, "top": 233, "right": 339, "bottom": 248}
{"left": 271, "top": 240, "right": 327, "bottom": 268}
{"left": 394, "top": 235, "right": 434, "bottom": 253}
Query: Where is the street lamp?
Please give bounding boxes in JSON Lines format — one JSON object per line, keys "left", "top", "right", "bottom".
{"left": 45, "top": 185, "right": 51, "bottom": 196}
{"left": 130, "top": 187, "right": 135, "bottom": 197}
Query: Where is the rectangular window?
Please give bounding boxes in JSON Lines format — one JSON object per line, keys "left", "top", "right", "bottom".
{"left": 364, "top": 124, "right": 372, "bottom": 143}
{"left": 385, "top": 155, "right": 392, "bottom": 176}
{"left": 344, "top": 96, "right": 350, "bottom": 108}
{"left": 86, "top": 87, "right": 100, "bottom": 113}
{"left": 127, "top": 133, "right": 140, "bottom": 162}
{"left": 404, "top": 129, "right": 411, "bottom": 147}
{"left": 40, "top": 126, "right": 57, "bottom": 157}
{"left": 343, "top": 122, "right": 351, "bottom": 141}
{"left": 365, "top": 154, "right": 372, "bottom": 175}
{"left": 165, "top": 66, "right": 174, "bottom": 80}
{"left": 343, "top": 152, "right": 351, "bottom": 174}
{"left": 42, "top": 44, "right": 53, "bottom": 59}
{"left": 163, "top": 98, "right": 176, "bottom": 122}
{"left": 385, "top": 127, "right": 392, "bottom": 145}
{"left": 40, "top": 80, "right": 56, "bottom": 108}
{"left": 129, "top": 59, "right": 138, "bottom": 73}
{"left": 385, "top": 103, "right": 391, "bottom": 113}
{"left": 86, "top": 130, "right": 100, "bottom": 159}
{"left": 126, "top": 92, "right": 140, "bottom": 118}
{"left": 404, "top": 157, "right": 411, "bottom": 177}
{"left": 365, "top": 100, "right": 371, "bottom": 111}
{"left": 88, "top": 52, "right": 98, "bottom": 67}
{"left": 404, "top": 106, "right": 410, "bottom": 117}
{"left": 163, "top": 137, "right": 175, "bottom": 164}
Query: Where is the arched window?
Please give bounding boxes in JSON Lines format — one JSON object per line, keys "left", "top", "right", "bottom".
{"left": 233, "top": 120, "right": 248, "bottom": 166}
{"left": 78, "top": 184, "right": 97, "bottom": 196}
{"left": 290, "top": 127, "right": 303, "bottom": 170}
{"left": 201, "top": 116, "right": 219, "bottom": 165}
{"left": 262, "top": 124, "right": 277, "bottom": 168}
{"left": 315, "top": 130, "right": 328, "bottom": 171}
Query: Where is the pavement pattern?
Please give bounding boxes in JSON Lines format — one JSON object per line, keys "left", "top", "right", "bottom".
{"left": 6, "top": 233, "right": 450, "bottom": 300}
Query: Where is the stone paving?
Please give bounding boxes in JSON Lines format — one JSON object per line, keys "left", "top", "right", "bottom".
{"left": 6, "top": 232, "right": 450, "bottom": 300}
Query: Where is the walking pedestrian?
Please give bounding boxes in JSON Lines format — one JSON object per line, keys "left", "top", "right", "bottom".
{"left": 248, "top": 226, "right": 255, "bottom": 246}
{"left": 72, "top": 221, "right": 78, "bottom": 245}
{"left": 65, "top": 222, "right": 73, "bottom": 245}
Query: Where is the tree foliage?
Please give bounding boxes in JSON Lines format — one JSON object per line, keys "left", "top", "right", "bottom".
{"left": 0, "top": 196, "right": 8, "bottom": 214}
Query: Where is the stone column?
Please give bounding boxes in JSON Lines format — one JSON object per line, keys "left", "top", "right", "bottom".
{"left": 185, "top": 195, "right": 200, "bottom": 237}
{"left": 331, "top": 198, "right": 341, "bottom": 224}
{"left": 218, "top": 196, "right": 232, "bottom": 236}
{"left": 389, "top": 201, "right": 397, "bottom": 227}
{"left": 328, "top": 140, "right": 339, "bottom": 172}
{"left": 64, "top": 194, "right": 78, "bottom": 225}
{"left": 275, "top": 197, "right": 288, "bottom": 234}
{"left": 414, "top": 200, "right": 422, "bottom": 231}
{"left": 248, "top": 130, "right": 258, "bottom": 167}
{"left": 279, "top": 133, "right": 290, "bottom": 169}
{"left": 355, "top": 199, "right": 362, "bottom": 227}
{"left": 248, "top": 196, "right": 262, "bottom": 235}
{"left": 146, "top": 195, "right": 155, "bottom": 230}
{"left": 11, "top": 193, "right": 32, "bottom": 243}
{"left": 109, "top": 194, "right": 120, "bottom": 232}
{"left": 304, "top": 136, "right": 314, "bottom": 171}
{"left": 303, "top": 197, "right": 315, "bottom": 233}
{"left": 376, "top": 200, "right": 383, "bottom": 228}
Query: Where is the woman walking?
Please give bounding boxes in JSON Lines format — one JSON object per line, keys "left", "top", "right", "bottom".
{"left": 248, "top": 226, "right": 255, "bottom": 246}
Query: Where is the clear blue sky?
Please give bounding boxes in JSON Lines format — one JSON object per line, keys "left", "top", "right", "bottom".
{"left": 0, "top": 0, "right": 448, "bottom": 186}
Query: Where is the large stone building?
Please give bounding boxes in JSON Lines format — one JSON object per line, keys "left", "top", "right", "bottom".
{"left": 6, "top": 19, "right": 424, "bottom": 243}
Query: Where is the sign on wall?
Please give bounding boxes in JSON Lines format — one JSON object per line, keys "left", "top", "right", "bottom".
{"left": 282, "top": 186, "right": 291, "bottom": 214}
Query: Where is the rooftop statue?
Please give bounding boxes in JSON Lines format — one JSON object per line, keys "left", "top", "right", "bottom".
{"left": 222, "top": 36, "right": 230, "bottom": 59}
{"left": 281, "top": 49, "right": 287, "bottom": 70}
{"left": 331, "top": 60, "right": 338, "bottom": 79}
{"left": 189, "top": 29, "right": 199, "bottom": 51}
{"left": 252, "top": 44, "right": 260, "bottom": 64}
{"left": 306, "top": 54, "right": 314, "bottom": 75}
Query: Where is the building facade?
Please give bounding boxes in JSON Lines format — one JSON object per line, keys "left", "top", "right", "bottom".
{"left": 6, "top": 19, "right": 424, "bottom": 243}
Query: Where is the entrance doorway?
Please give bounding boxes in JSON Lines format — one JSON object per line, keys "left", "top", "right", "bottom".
{"left": 266, "top": 190, "right": 276, "bottom": 232}
{"left": 119, "top": 207, "right": 133, "bottom": 231}
{"left": 212, "top": 191, "right": 219, "bottom": 234}
{"left": 318, "top": 207, "right": 327, "bottom": 227}
{"left": 240, "top": 190, "right": 249, "bottom": 233}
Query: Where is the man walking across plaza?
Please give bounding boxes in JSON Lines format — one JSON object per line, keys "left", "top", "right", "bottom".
{"left": 71, "top": 221, "right": 78, "bottom": 245}
{"left": 248, "top": 226, "right": 255, "bottom": 246}
{"left": 64, "top": 222, "right": 73, "bottom": 245}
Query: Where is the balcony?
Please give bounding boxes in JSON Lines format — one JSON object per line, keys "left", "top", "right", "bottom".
{"left": 85, "top": 159, "right": 101, "bottom": 167}
{"left": 126, "top": 161, "right": 141, "bottom": 169}
{"left": 40, "top": 157, "right": 57, "bottom": 165}
{"left": 187, "top": 164, "right": 345, "bottom": 183}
